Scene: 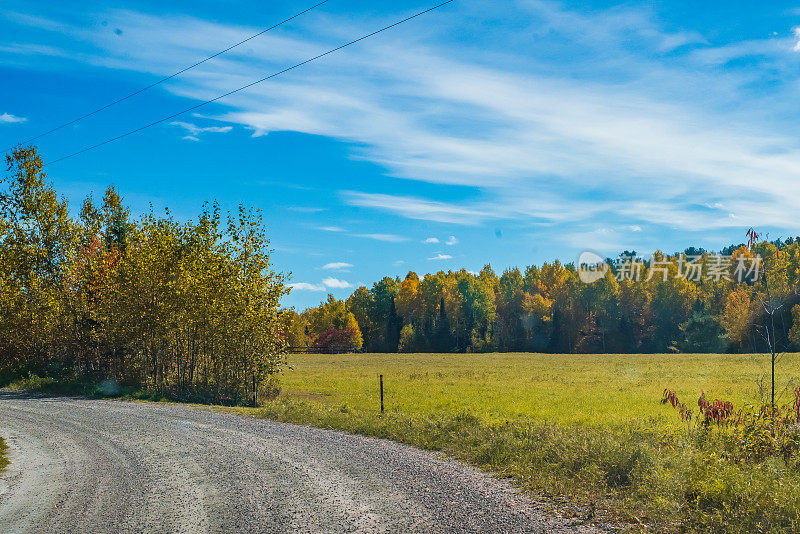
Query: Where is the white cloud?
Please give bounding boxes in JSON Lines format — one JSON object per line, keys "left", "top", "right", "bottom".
{"left": 322, "top": 277, "right": 352, "bottom": 289}
{"left": 423, "top": 237, "right": 439, "bottom": 244}
{"left": 170, "top": 121, "right": 232, "bottom": 140}
{"left": 445, "top": 235, "right": 458, "bottom": 245}
{"left": 318, "top": 226, "right": 346, "bottom": 232}
{"left": 354, "top": 233, "right": 408, "bottom": 242}
{"left": 428, "top": 253, "right": 452, "bottom": 260}
{"left": 629, "top": 225, "right": 642, "bottom": 232}
{"left": 289, "top": 282, "right": 325, "bottom": 291}
{"left": 793, "top": 27, "right": 800, "bottom": 52}
{"left": 0, "top": 112, "right": 27, "bottom": 124}
{"left": 322, "top": 262, "right": 353, "bottom": 270}
{"left": 344, "top": 192, "right": 493, "bottom": 225}
{"left": 287, "top": 206, "right": 325, "bottom": 213}
{"left": 9, "top": 4, "right": 800, "bottom": 234}
{"left": 564, "top": 227, "right": 633, "bottom": 252}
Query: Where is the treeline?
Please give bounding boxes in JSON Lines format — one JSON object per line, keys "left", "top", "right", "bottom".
{"left": 288, "top": 244, "right": 800, "bottom": 354}
{"left": 0, "top": 147, "right": 287, "bottom": 403}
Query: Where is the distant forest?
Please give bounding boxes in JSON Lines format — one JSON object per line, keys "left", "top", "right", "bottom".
{"left": 285, "top": 241, "right": 800, "bottom": 354}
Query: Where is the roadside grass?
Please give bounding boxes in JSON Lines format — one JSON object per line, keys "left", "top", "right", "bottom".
{"left": 6, "top": 352, "right": 800, "bottom": 531}
{"left": 1, "top": 372, "right": 279, "bottom": 406}
{"left": 3, "top": 373, "right": 167, "bottom": 402}
{"left": 0, "top": 436, "right": 8, "bottom": 471}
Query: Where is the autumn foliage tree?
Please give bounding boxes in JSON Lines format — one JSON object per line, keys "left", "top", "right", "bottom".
{"left": 304, "top": 294, "right": 362, "bottom": 353}
{"left": 289, "top": 246, "right": 800, "bottom": 355}
{"left": 0, "top": 147, "right": 288, "bottom": 404}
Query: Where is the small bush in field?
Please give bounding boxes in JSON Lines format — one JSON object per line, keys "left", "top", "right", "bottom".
{"left": 663, "top": 386, "right": 800, "bottom": 467}
{"left": 698, "top": 391, "right": 736, "bottom": 427}
{"left": 314, "top": 327, "right": 362, "bottom": 353}
{"left": 662, "top": 389, "right": 693, "bottom": 422}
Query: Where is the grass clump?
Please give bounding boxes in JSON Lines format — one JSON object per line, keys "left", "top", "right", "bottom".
{"left": 0, "top": 436, "right": 8, "bottom": 471}
{"left": 2, "top": 372, "right": 278, "bottom": 406}
{"left": 5, "top": 374, "right": 58, "bottom": 392}
{"left": 3, "top": 372, "right": 167, "bottom": 400}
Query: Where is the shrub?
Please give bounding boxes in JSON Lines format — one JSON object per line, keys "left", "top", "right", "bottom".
{"left": 314, "top": 327, "right": 362, "bottom": 353}
{"left": 398, "top": 324, "right": 415, "bottom": 352}
{"left": 6, "top": 373, "right": 56, "bottom": 391}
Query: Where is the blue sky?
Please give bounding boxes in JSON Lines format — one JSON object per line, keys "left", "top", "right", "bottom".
{"left": 3, "top": 0, "right": 800, "bottom": 309}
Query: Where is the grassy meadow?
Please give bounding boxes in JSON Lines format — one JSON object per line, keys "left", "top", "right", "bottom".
{"left": 278, "top": 352, "right": 799, "bottom": 427}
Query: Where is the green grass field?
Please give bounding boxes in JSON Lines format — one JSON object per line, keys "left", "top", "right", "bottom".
{"left": 279, "top": 352, "right": 800, "bottom": 427}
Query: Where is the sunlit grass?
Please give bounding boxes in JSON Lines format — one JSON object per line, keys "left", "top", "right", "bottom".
{"left": 279, "top": 352, "right": 800, "bottom": 427}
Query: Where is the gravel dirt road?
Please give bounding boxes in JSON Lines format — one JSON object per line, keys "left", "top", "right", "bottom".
{"left": 0, "top": 392, "right": 606, "bottom": 533}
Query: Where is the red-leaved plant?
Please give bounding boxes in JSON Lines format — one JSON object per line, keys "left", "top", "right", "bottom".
{"left": 662, "top": 387, "right": 800, "bottom": 465}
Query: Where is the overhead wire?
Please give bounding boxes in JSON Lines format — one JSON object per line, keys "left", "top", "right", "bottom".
{"left": 8, "top": 0, "right": 332, "bottom": 150}
{"left": 44, "top": 1, "right": 454, "bottom": 167}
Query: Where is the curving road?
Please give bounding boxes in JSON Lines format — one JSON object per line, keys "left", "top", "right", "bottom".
{"left": 0, "top": 392, "right": 604, "bottom": 533}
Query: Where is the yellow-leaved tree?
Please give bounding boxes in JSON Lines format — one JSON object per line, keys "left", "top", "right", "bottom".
{"left": 1, "top": 146, "right": 288, "bottom": 405}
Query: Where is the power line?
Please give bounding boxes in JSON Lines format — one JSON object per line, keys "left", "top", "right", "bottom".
{"left": 9, "top": 0, "right": 331, "bottom": 150}
{"left": 45, "top": 1, "right": 453, "bottom": 167}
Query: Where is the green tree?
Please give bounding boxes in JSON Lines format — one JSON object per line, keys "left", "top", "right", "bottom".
{"left": 370, "top": 277, "right": 401, "bottom": 352}
{"left": 346, "top": 286, "right": 378, "bottom": 349}
{"left": 676, "top": 311, "right": 724, "bottom": 353}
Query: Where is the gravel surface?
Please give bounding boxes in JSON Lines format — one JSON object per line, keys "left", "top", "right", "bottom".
{"left": 0, "top": 392, "right": 607, "bottom": 533}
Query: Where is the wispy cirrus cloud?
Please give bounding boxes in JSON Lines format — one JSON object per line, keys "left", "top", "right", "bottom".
{"left": 7, "top": 1, "right": 800, "bottom": 239}
{"left": 170, "top": 121, "right": 232, "bottom": 141}
{"left": 353, "top": 233, "right": 408, "bottom": 242}
{"left": 428, "top": 253, "right": 452, "bottom": 261}
{"left": 343, "top": 191, "right": 494, "bottom": 226}
{"left": 287, "top": 206, "right": 325, "bottom": 213}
